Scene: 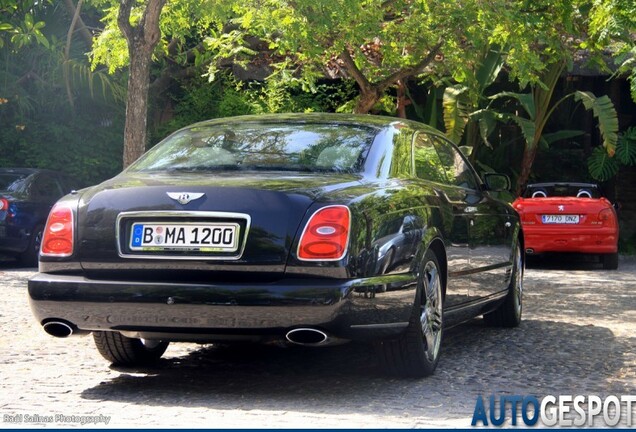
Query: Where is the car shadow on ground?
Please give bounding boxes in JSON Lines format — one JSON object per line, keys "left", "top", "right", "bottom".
{"left": 79, "top": 318, "right": 632, "bottom": 413}
{"left": 526, "top": 253, "right": 606, "bottom": 270}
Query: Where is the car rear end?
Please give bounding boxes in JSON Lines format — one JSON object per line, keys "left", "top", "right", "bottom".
{"left": 28, "top": 116, "right": 417, "bottom": 349}
{"left": 0, "top": 170, "right": 32, "bottom": 257}
{"left": 513, "top": 196, "right": 618, "bottom": 255}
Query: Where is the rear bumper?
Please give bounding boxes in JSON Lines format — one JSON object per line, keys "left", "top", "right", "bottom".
{"left": 28, "top": 272, "right": 417, "bottom": 342}
{"left": 522, "top": 226, "right": 618, "bottom": 254}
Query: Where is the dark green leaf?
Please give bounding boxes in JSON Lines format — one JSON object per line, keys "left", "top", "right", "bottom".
{"left": 588, "top": 146, "right": 619, "bottom": 181}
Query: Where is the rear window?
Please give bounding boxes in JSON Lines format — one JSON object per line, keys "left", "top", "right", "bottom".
{"left": 128, "top": 123, "right": 376, "bottom": 173}
{"left": 0, "top": 173, "right": 29, "bottom": 194}
{"left": 524, "top": 184, "right": 602, "bottom": 199}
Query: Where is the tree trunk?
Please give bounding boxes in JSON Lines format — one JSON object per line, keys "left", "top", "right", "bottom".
{"left": 355, "top": 89, "right": 380, "bottom": 114}
{"left": 123, "top": 45, "right": 153, "bottom": 167}
{"left": 396, "top": 80, "right": 409, "bottom": 119}
{"left": 118, "top": 0, "right": 166, "bottom": 168}
{"left": 517, "top": 145, "right": 538, "bottom": 195}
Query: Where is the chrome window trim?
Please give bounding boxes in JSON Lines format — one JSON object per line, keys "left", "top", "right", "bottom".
{"left": 116, "top": 211, "right": 251, "bottom": 260}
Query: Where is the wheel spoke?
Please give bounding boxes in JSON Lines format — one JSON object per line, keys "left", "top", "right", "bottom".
{"left": 420, "top": 259, "right": 442, "bottom": 362}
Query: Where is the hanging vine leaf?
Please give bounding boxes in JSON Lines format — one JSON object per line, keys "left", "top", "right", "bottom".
{"left": 588, "top": 146, "right": 619, "bottom": 180}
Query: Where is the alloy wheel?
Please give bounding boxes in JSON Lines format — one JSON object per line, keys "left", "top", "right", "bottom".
{"left": 420, "top": 259, "right": 443, "bottom": 362}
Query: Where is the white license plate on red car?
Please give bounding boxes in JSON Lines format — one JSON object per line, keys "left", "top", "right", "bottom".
{"left": 130, "top": 222, "right": 239, "bottom": 252}
{"left": 541, "top": 215, "right": 580, "bottom": 224}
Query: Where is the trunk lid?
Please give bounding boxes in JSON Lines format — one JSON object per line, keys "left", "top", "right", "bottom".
{"left": 515, "top": 197, "right": 614, "bottom": 228}
{"left": 77, "top": 171, "right": 362, "bottom": 280}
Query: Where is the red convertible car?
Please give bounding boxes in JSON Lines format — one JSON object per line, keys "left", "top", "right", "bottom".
{"left": 512, "top": 182, "right": 619, "bottom": 269}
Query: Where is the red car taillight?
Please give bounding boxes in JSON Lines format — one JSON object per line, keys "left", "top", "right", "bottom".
{"left": 0, "top": 197, "right": 8, "bottom": 211}
{"left": 41, "top": 204, "right": 74, "bottom": 257}
{"left": 297, "top": 205, "right": 351, "bottom": 261}
{"left": 514, "top": 203, "right": 533, "bottom": 224}
{"left": 598, "top": 208, "right": 616, "bottom": 227}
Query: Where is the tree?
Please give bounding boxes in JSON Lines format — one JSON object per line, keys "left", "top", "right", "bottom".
{"left": 0, "top": 1, "right": 126, "bottom": 184}
{"left": 115, "top": 0, "right": 166, "bottom": 167}
{"left": 90, "top": 0, "right": 224, "bottom": 166}
{"left": 588, "top": 0, "right": 636, "bottom": 103}
{"left": 441, "top": 0, "right": 625, "bottom": 192}
{"left": 206, "top": 0, "right": 515, "bottom": 115}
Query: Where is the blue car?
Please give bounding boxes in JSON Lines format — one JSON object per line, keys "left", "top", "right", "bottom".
{"left": 0, "top": 168, "right": 80, "bottom": 266}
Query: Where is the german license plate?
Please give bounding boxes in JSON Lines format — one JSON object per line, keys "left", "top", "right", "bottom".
{"left": 130, "top": 222, "right": 239, "bottom": 252}
{"left": 541, "top": 215, "right": 580, "bottom": 224}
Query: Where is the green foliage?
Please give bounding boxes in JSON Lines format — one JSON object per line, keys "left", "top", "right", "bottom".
{"left": 0, "top": 103, "right": 124, "bottom": 185}
{"left": 588, "top": 126, "right": 636, "bottom": 182}
{"left": 615, "top": 127, "right": 636, "bottom": 165}
{"left": 0, "top": 1, "right": 52, "bottom": 50}
{"left": 587, "top": 147, "right": 619, "bottom": 181}
{"left": 573, "top": 91, "right": 618, "bottom": 155}
{"left": 150, "top": 72, "right": 357, "bottom": 144}
{"left": 0, "top": 1, "right": 127, "bottom": 185}
{"left": 442, "top": 86, "right": 470, "bottom": 143}
{"left": 589, "top": 0, "right": 636, "bottom": 102}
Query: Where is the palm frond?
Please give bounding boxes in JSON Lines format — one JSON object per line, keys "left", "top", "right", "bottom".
{"left": 503, "top": 114, "right": 536, "bottom": 150}
{"left": 64, "top": 59, "right": 126, "bottom": 103}
{"left": 489, "top": 92, "right": 535, "bottom": 120}
{"left": 469, "top": 109, "right": 498, "bottom": 148}
{"left": 542, "top": 130, "right": 585, "bottom": 145}
{"left": 574, "top": 91, "right": 619, "bottom": 156}
{"left": 443, "top": 85, "right": 470, "bottom": 143}
{"left": 475, "top": 46, "right": 504, "bottom": 90}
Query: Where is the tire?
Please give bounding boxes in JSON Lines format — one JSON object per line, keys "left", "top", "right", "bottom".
{"left": 602, "top": 253, "right": 618, "bottom": 270}
{"left": 93, "top": 331, "right": 169, "bottom": 366}
{"left": 483, "top": 243, "right": 523, "bottom": 327}
{"left": 375, "top": 249, "right": 444, "bottom": 377}
{"left": 19, "top": 224, "right": 44, "bottom": 267}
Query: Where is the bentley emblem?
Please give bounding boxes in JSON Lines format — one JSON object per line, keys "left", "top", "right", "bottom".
{"left": 167, "top": 192, "right": 205, "bottom": 205}
{"left": 558, "top": 205, "right": 565, "bottom": 212}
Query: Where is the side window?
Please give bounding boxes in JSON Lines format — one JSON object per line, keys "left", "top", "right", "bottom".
{"left": 412, "top": 133, "right": 450, "bottom": 183}
{"left": 431, "top": 137, "right": 479, "bottom": 190}
{"left": 389, "top": 128, "right": 415, "bottom": 178}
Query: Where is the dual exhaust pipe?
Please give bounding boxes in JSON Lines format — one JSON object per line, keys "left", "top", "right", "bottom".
{"left": 43, "top": 321, "right": 336, "bottom": 346}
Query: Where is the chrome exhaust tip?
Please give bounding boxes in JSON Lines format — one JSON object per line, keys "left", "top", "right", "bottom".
{"left": 525, "top": 248, "right": 534, "bottom": 254}
{"left": 42, "top": 321, "right": 74, "bottom": 338}
{"left": 285, "top": 328, "right": 329, "bottom": 346}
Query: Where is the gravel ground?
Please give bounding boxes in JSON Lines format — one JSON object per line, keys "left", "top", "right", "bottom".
{"left": 0, "top": 254, "right": 634, "bottom": 428}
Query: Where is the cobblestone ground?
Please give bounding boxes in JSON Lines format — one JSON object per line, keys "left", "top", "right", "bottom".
{"left": 0, "top": 255, "right": 634, "bottom": 428}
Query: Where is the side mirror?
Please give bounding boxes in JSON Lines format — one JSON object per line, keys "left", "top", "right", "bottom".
{"left": 483, "top": 173, "right": 511, "bottom": 192}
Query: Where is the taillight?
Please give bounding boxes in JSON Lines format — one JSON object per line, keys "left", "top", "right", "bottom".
{"left": 598, "top": 208, "right": 616, "bottom": 227}
{"left": 298, "top": 205, "right": 351, "bottom": 261}
{"left": 0, "top": 198, "right": 8, "bottom": 211}
{"left": 513, "top": 203, "right": 533, "bottom": 223}
{"left": 41, "top": 204, "right": 74, "bottom": 257}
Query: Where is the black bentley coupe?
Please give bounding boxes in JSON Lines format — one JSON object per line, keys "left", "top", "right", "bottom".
{"left": 29, "top": 113, "right": 523, "bottom": 377}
